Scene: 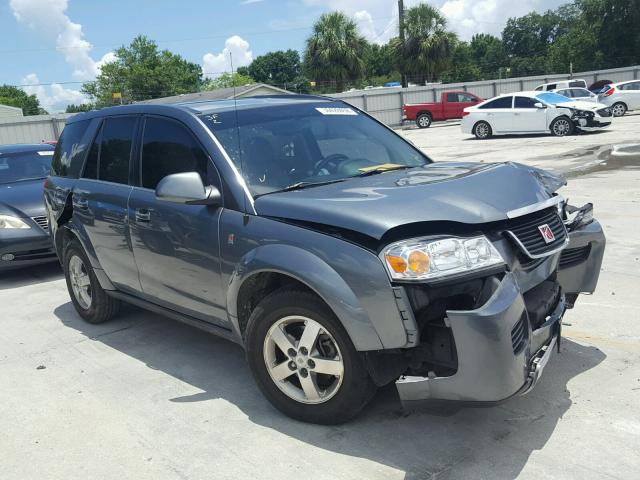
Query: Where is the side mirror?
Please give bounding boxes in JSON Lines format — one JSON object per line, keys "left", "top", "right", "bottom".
{"left": 534, "top": 102, "right": 546, "bottom": 109}
{"left": 155, "top": 172, "right": 221, "bottom": 207}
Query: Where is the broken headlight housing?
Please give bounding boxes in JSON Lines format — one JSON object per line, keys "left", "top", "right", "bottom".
{"left": 381, "top": 235, "right": 505, "bottom": 281}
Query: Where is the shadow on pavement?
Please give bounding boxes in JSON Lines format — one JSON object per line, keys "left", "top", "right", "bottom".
{"left": 55, "top": 301, "right": 605, "bottom": 479}
{"left": 0, "top": 262, "right": 62, "bottom": 290}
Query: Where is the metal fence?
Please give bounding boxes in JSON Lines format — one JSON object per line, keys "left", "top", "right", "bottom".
{"left": 0, "top": 113, "right": 75, "bottom": 145}
{"left": 333, "top": 65, "right": 640, "bottom": 126}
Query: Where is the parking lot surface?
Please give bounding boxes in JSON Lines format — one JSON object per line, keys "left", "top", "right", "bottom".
{"left": 2, "top": 116, "right": 640, "bottom": 480}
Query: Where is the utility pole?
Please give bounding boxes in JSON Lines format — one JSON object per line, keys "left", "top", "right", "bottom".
{"left": 398, "top": 0, "right": 407, "bottom": 88}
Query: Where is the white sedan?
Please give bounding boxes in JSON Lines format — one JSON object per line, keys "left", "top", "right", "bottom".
{"left": 461, "top": 91, "right": 613, "bottom": 139}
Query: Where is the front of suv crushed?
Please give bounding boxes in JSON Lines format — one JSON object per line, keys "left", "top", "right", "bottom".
{"left": 389, "top": 198, "right": 605, "bottom": 405}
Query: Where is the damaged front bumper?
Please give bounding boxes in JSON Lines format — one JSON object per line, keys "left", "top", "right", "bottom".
{"left": 396, "top": 272, "right": 564, "bottom": 404}
{"left": 396, "top": 210, "right": 605, "bottom": 405}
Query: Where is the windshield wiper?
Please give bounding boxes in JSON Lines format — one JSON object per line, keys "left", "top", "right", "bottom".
{"left": 255, "top": 179, "right": 346, "bottom": 198}
{"left": 353, "top": 165, "right": 413, "bottom": 177}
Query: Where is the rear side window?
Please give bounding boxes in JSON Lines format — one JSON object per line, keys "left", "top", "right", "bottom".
{"left": 622, "top": 82, "right": 640, "bottom": 90}
{"left": 546, "top": 84, "right": 557, "bottom": 90}
{"left": 480, "top": 97, "right": 512, "bottom": 109}
{"left": 51, "top": 120, "right": 91, "bottom": 177}
{"left": 140, "top": 117, "right": 211, "bottom": 190}
{"left": 569, "top": 80, "right": 586, "bottom": 88}
{"left": 98, "top": 117, "right": 137, "bottom": 184}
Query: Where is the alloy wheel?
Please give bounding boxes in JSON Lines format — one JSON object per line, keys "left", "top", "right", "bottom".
{"left": 612, "top": 103, "right": 626, "bottom": 117}
{"left": 263, "top": 316, "right": 344, "bottom": 404}
{"left": 476, "top": 123, "right": 489, "bottom": 138}
{"left": 69, "top": 255, "right": 92, "bottom": 310}
{"left": 553, "top": 118, "right": 571, "bottom": 136}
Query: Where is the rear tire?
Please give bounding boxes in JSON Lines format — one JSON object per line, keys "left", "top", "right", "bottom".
{"left": 63, "top": 240, "right": 120, "bottom": 324}
{"left": 473, "top": 121, "right": 492, "bottom": 139}
{"left": 611, "top": 102, "right": 627, "bottom": 117}
{"left": 245, "top": 288, "right": 376, "bottom": 424}
{"left": 416, "top": 113, "right": 432, "bottom": 128}
{"left": 550, "top": 116, "right": 575, "bottom": 137}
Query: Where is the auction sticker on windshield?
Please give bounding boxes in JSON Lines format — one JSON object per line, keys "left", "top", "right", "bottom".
{"left": 316, "top": 107, "right": 358, "bottom": 116}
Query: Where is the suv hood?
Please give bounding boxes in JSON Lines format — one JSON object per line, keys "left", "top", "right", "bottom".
{"left": 254, "top": 162, "right": 564, "bottom": 240}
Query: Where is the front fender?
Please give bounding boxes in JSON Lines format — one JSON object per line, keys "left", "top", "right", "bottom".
{"left": 227, "top": 244, "right": 385, "bottom": 351}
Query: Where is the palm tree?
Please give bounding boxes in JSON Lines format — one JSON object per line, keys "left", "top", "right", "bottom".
{"left": 391, "top": 4, "right": 458, "bottom": 85}
{"left": 304, "top": 12, "right": 367, "bottom": 92}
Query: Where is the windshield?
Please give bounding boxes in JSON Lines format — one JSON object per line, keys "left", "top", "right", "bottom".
{"left": 0, "top": 150, "right": 53, "bottom": 184}
{"left": 200, "top": 101, "right": 429, "bottom": 197}
{"left": 536, "top": 92, "right": 571, "bottom": 105}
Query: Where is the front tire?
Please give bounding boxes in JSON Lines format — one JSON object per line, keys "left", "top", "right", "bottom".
{"left": 550, "top": 116, "right": 575, "bottom": 137}
{"left": 473, "top": 121, "right": 492, "bottom": 139}
{"left": 611, "top": 102, "right": 627, "bottom": 117}
{"left": 416, "top": 113, "right": 432, "bottom": 128}
{"left": 63, "top": 241, "right": 120, "bottom": 324}
{"left": 245, "top": 289, "right": 376, "bottom": 424}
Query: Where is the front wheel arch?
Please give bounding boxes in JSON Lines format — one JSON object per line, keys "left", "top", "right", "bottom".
{"left": 550, "top": 115, "right": 575, "bottom": 136}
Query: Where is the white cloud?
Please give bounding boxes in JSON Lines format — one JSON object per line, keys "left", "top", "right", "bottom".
{"left": 22, "top": 73, "right": 89, "bottom": 113}
{"left": 202, "top": 35, "right": 253, "bottom": 78}
{"left": 9, "top": 0, "right": 113, "bottom": 79}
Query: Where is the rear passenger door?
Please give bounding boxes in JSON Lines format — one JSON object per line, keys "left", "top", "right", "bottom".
{"left": 73, "top": 115, "right": 142, "bottom": 294}
{"left": 478, "top": 96, "right": 514, "bottom": 133}
{"left": 128, "top": 116, "right": 226, "bottom": 325}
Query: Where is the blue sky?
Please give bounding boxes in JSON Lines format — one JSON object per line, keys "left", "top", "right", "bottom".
{"left": 2, "top": 0, "right": 564, "bottom": 112}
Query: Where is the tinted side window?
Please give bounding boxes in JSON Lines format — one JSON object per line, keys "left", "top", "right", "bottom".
{"left": 569, "top": 80, "right": 586, "bottom": 88}
{"left": 480, "top": 97, "right": 512, "bottom": 109}
{"left": 98, "top": 117, "right": 136, "bottom": 184}
{"left": 82, "top": 123, "right": 101, "bottom": 180}
{"left": 140, "top": 117, "right": 211, "bottom": 190}
{"left": 446, "top": 93, "right": 459, "bottom": 102}
{"left": 514, "top": 97, "right": 538, "bottom": 108}
{"left": 622, "top": 82, "right": 640, "bottom": 90}
{"left": 51, "top": 120, "right": 91, "bottom": 177}
{"left": 573, "top": 89, "right": 590, "bottom": 98}
{"left": 546, "top": 84, "right": 557, "bottom": 90}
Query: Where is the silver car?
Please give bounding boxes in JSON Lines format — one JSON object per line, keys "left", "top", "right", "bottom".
{"left": 598, "top": 80, "right": 640, "bottom": 116}
{"left": 552, "top": 87, "right": 599, "bottom": 103}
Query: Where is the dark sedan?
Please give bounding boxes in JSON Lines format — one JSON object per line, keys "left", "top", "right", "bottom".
{"left": 0, "top": 143, "right": 57, "bottom": 270}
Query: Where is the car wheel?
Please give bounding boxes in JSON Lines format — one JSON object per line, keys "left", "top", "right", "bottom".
{"left": 64, "top": 240, "right": 120, "bottom": 324}
{"left": 416, "top": 113, "right": 432, "bottom": 128}
{"left": 550, "top": 116, "right": 575, "bottom": 137}
{"left": 611, "top": 102, "right": 627, "bottom": 117}
{"left": 245, "top": 288, "right": 376, "bottom": 424}
{"left": 473, "top": 121, "right": 492, "bottom": 139}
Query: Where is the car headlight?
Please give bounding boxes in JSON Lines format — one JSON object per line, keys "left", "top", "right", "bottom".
{"left": 0, "top": 215, "right": 31, "bottom": 229}
{"left": 381, "top": 235, "right": 504, "bottom": 281}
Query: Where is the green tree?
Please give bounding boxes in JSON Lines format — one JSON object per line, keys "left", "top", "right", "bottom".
{"left": 577, "top": 0, "right": 640, "bottom": 68}
{"left": 248, "top": 50, "right": 302, "bottom": 88}
{"left": 390, "top": 4, "right": 457, "bottom": 85}
{"left": 469, "top": 34, "right": 508, "bottom": 79}
{"left": 303, "top": 12, "right": 367, "bottom": 92}
{"left": 65, "top": 103, "right": 95, "bottom": 113}
{"left": 202, "top": 72, "right": 255, "bottom": 90}
{"left": 82, "top": 35, "right": 202, "bottom": 106}
{"left": 0, "top": 85, "right": 45, "bottom": 115}
{"left": 441, "top": 41, "right": 482, "bottom": 83}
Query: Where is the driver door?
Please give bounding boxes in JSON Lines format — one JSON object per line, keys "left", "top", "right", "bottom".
{"left": 128, "top": 115, "right": 227, "bottom": 326}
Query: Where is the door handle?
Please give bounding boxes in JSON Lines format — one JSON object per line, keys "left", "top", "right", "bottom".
{"left": 135, "top": 208, "right": 151, "bottom": 223}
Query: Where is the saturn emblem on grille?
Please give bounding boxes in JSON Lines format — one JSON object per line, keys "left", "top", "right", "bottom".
{"left": 538, "top": 224, "right": 556, "bottom": 244}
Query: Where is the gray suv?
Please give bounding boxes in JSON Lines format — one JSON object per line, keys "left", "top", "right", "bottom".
{"left": 45, "top": 96, "right": 605, "bottom": 424}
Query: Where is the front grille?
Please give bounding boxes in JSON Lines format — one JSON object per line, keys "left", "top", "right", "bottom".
{"left": 506, "top": 207, "right": 567, "bottom": 258}
{"left": 559, "top": 244, "right": 591, "bottom": 268}
{"left": 597, "top": 107, "right": 612, "bottom": 117}
{"left": 511, "top": 313, "right": 528, "bottom": 354}
{"left": 31, "top": 216, "right": 49, "bottom": 230}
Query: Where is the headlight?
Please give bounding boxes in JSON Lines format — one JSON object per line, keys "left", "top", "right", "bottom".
{"left": 0, "top": 215, "right": 31, "bottom": 229}
{"left": 381, "top": 235, "right": 504, "bottom": 281}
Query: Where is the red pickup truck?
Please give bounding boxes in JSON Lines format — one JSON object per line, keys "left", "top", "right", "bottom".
{"left": 403, "top": 91, "right": 483, "bottom": 128}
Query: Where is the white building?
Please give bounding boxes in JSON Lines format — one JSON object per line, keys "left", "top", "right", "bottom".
{"left": 0, "top": 104, "right": 23, "bottom": 119}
